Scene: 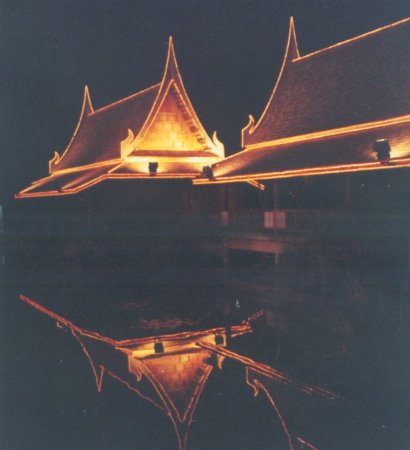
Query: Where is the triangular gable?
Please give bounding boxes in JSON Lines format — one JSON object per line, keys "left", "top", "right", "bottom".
{"left": 134, "top": 83, "right": 208, "bottom": 151}
{"left": 16, "top": 37, "right": 224, "bottom": 198}
{"left": 131, "top": 350, "right": 213, "bottom": 421}
{"left": 122, "top": 37, "right": 223, "bottom": 158}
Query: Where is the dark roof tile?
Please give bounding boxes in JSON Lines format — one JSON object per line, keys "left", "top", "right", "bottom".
{"left": 56, "top": 85, "right": 159, "bottom": 170}
{"left": 247, "top": 19, "right": 410, "bottom": 145}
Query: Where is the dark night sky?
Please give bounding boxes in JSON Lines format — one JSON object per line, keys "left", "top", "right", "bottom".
{"left": 1, "top": 0, "right": 409, "bottom": 203}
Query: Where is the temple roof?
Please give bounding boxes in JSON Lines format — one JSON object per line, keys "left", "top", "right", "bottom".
{"left": 198, "top": 121, "right": 410, "bottom": 182}
{"left": 194, "top": 17, "right": 410, "bottom": 185}
{"left": 17, "top": 38, "right": 224, "bottom": 198}
{"left": 244, "top": 17, "right": 410, "bottom": 147}
{"left": 54, "top": 84, "right": 160, "bottom": 170}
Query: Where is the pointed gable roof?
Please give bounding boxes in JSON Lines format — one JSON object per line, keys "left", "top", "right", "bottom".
{"left": 193, "top": 17, "right": 410, "bottom": 186}
{"left": 128, "top": 37, "right": 221, "bottom": 155}
{"left": 243, "top": 17, "right": 410, "bottom": 147}
{"left": 51, "top": 84, "right": 160, "bottom": 172}
{"left": 17, "top": 38, "right": 223, "bottom": 198}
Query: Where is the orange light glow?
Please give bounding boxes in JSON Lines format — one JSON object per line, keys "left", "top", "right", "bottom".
{"left": 197, "top": 342, "right": 338, "bottom": 400}
{"left": 245, "top": 114, "right": 410, "bottom": 151}
{"left": 242, "top": 17, "right": 299, "bottom": 145}
{"left": 193, "top": 157, "right": 410, "bottom": 186}
{"left": 133, "top": 81, "right": 211, "bottom": 152}
{"left": 242, "top": 16, "right": 410, "bottom": 148}
{"left": 20, "top": 294, "right": 336, "bottom": 449}
{"left": 246, "top": 180, "right": 266, "bottom": 190}
{"left": 17, "top": 36, "right": 225, "bottom": 198}
{"left": 19, "top": 294, "right": 254, "bottom": 450}
{"left": 91, "top": 83, "right": 161, "bottom": 116}
{"left": 296, "top": 436, "right": 319, "bottom": 450}
{"left": 246, "top": 368, "right": 295, "bottom": 450}
{"left": 295, "top": 17, "right": 410, "bottom": 62}
{"left": 130, "top": 37, "right": 223, "bottom": 160}
{"left": 49, "top": 85, "right": 94, "bottom": 173}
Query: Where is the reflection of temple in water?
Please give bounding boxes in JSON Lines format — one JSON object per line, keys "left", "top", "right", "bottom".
{"left": 20, "top": 294, "right": 336, "bottom": 450}
{"left": 8, "top": 16, "right": 410, "bottom": 450}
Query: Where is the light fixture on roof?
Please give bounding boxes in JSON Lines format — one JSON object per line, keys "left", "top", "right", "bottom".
{"left": 202, "top": 166, "right": 214, "bottom": 179}
{"left": 154, "top": 340, "right": 164, "bottom": 354}
{"left": 148, "top": 162, "right": 158, "bottom": 176}
{"left": 373, "top": 139, "right": 391, "bottom": 165}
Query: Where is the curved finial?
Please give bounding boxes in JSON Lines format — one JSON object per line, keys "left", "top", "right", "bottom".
{"left": 246, "top": 115, "right": 255, "bottom": 131}
{"left": 162, "top": 35, "right": 179, "bottom": 81}
{"left": 120, "top": 128, "right": 135, "bottom": 157}
{"left": 212, "top": 131, "right": 225, "bottom": 157}
{"left": 287, "top": 17, "right": 300, "bottom": 60}
{"left": 83, "top": 85, "right": 94, "bottom": 114}
{"left": 48, "top": 151, "right": 61, "bottom": 173}
{"left": 241, "top": 115, "right": 255, "bottom": 148}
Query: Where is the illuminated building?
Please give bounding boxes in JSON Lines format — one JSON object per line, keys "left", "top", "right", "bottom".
{"left": 10, "top": 17, "right": 410, "bottom": 450}
{"left": 194, "top": 17, "right": 410, "bottom": 185}
{"left": 192, "top": 17, "right": 410, "bottom": 352}
{"left": 16, "top": 37, "right": 224, "bottom": 198}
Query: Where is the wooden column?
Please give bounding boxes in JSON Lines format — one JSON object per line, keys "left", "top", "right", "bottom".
{"left": 273, "top": 180, "right": 280, "bottom": 210}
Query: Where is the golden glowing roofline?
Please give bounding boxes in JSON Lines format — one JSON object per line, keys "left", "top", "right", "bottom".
{"left": 243, "top": 17, "right": 299, "bottom": 143}
{"left": 131, "top": 37, "right": 223, "bottom": 158}
{"left": 19, "top": 294, "right": 251, "bottom": 347}
{"left": 17, "top": 36, "right": 225, "bottom": 198}
{"left": 245, "top": 114, "right": 410, "bottom": 151}
{"left": 193, "top": 158, "right": 410, "bottom": 186}
{"left": 50, "top": 85, "right": 94, "bottom": 172}
{"left": 242, "top": 16, "right": 410, "bottom": 148}
{"left": 125, "top": 155, "right": 219, "bottom": 163}
{"left": 19, "top": 293, "right": 254, "bottom": 450}
{"left": 132, "top": 79, "right": 211, "bottom": 151}
{"left": 15, "top": 172, "right": 207, "bottom": 199}
{"left": 90, "top": 83, "right": 161, "bottom": 116}
{"left": 295, "top": 17, "right": 410, "bottom": 62}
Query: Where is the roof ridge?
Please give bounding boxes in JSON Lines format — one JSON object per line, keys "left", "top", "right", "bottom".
{"left": 295, "top": 16, "right": 410, "bottom": 62}
{"left": 243, "top": 17, "right": 298, "bottom": 141}
{"left": 90, "top": 83, "right": 161, "bottom": 116}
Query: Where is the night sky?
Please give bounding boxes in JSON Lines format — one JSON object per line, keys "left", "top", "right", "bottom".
{"left": 2, "top": 0, "right": 409, "bottom": 204}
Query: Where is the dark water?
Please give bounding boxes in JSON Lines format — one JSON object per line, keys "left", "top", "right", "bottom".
{"left": 2, "top": 243, "right": 410, "bottom": 449}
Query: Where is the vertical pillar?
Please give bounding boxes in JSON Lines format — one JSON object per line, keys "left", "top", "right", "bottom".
{"left": 273, "top": 251, "right": 281, "bottom": 286}
{"left": 273, "top": 180, "right": 279, "bottom": 210}
{"left": 273, "top": 180, "right": 280, "bottom": 230}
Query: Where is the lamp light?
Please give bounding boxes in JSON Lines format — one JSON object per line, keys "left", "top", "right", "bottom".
{"left": 373, "top": 139, "right": 391, "bottom": 165}
{"left": 202, "top": 166, "right": 213, "bottom": 179}
{"left": 149, "top": 162, "right": 158, "bottom": 175}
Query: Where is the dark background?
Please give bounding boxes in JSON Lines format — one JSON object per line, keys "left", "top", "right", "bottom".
{"left": 1, "top": 0, "right": 410, "bottom": 204}
{"left": 1, "top": 2, "right": 410, "bottom": 449}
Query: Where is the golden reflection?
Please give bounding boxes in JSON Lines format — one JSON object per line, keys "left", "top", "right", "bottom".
{"left": 20, "top": 294, "right": 337, "bottom": 450}
{"left": 19, "top": 294, "right": 250, "bottom": 450}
